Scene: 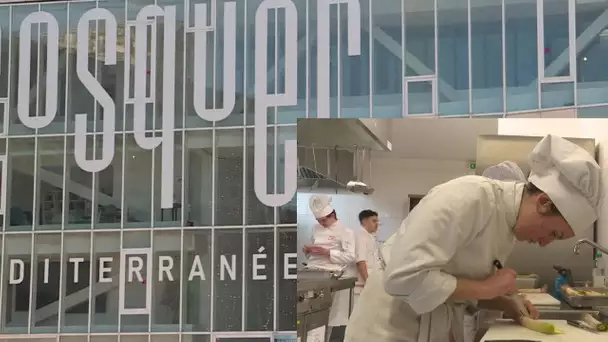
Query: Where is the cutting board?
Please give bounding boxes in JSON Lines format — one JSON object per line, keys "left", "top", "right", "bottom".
{"left": 522, "top": 293, "right": 561, "bottom": 307}
{"left": 481, "top": 319, "right": 607, "bottom": 341}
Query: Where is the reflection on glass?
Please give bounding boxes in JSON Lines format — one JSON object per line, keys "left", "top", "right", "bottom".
{"left": 471, "top": 0, "right": 503, "bottom": 114}
{"left": 541, "top": 82, "right": 574, "bottom": 109}
{"left": 7, "top": 138, "right": 35, "bottom": 231}
{"left": 152, "top": 230, "right": 181, "bottom": 331}
{"left": 2, "top": 234, "right": 31, "bottom": 333}
{"left": 404, "top": 0, "right": 435, "bottom": 76}
{"left": 32, "top": 233, "right": 61, "bottom": 333}
{"left": 184, "top": 130, "right": 212, "bottom": 227}
{"left": 505, "top": 0, "right": 538, "bottom": 112}
{"left": 437, "top": 0, "right": 470, "bottom": 115}
{"left": 406, "top": 81, "right": 433, "bottom": 115}
{"left": 93, "top": 135, "right": 123, "bottom": 229}
{"left": 182, "top": 229, "right": 212, "bottom": 332}
{"left": 153, "top": 133, "right": 183, "bottom": 228}
{"left": 215, "top": 130, "right": 244, "bottom": 226}
{"left": 36, "top": 137, "right": 65, "bottom": 231}
{"left": 123, "top": 135, "right": 153, "bottom": 229}
{"left": 277, "top": 126, "right": 296, "bottom": 225}
{"left": 91, "top": 232, "right": 120, "bottom": 333}
{"left": 245, "top": 129, "right": 273, "bottom": 225}
{"left": 64, "top": 138, "right": 94, "bottom": 230}
{"left": 371, "top": 0, "right": 402, "bottom": 119}
{"left": 245, "top": 228, "right": 274, "bottom": 331}
{"left": 61, "top": 233, "right": 91, "bottom": 333}
{"left": 214, "top": 229, "right": 243, "bottom": 331}
{"left": 277, "top": 228, "right": 297, "bottom": 331}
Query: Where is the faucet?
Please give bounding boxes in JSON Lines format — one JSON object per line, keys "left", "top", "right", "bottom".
{"left": 573, "top": 238, "right": 608, "bottom": 255}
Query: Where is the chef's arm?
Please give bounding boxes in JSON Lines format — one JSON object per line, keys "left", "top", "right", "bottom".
{"left": 384, "top": 185, "right": 492, "bottom": 315}
{"left": 330, "top": 229, "right": 356, "bottom": 264}
{"left": 355, "top": 233, "right": 369, "bottom": 280}
{"left": 356, "top": 261, "right": 368, "bottom": 281}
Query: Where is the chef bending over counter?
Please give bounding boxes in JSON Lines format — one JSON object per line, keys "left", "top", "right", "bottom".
{"left": 344, "top": 134, "right": 603, "bottom": 342}
{"left": 303, "top": 195, "right": 357, "bottom": 341}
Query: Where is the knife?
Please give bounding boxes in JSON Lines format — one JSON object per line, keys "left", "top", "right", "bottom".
{"left": 567, "top": 320, "right": 599, "bottom": 334}
{"left": 493, "top": 260, "right": 530, "bottom": 318}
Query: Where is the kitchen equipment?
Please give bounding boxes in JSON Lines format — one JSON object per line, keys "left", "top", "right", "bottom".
{"left": 517, "top": 274, "right": 540, "bottom": 289}
{"left": 493, "top": 260, "right": 530, "bottom": 317}
{"left": 552, "top": 265, "right": 572, "bottom": 301}
{"left": 522, "top": 293, "right": 561, "bottom": 309}
{"left": 561, "top": 286, "right": 608, "bottom": 308}
{"left": 566, "top": 320, "right": 598, "bottom": 334}
{"left": 297, "top": 268, "right": 357, "bottom": 342}
{"left": 581, "top": 313, "right": 608, "bottom": 332}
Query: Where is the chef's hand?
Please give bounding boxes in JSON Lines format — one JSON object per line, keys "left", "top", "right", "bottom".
{"left": 307, "top": 246, "right": 330, "bottom": 257}
{"left": 303, "top": 245, "right": 312, "bottom": 254}
{"left": 484, "top": 268, "right": 518, "bottom": 298}
{"left": 503, "top": 298, "right": 539, "bottom": 323}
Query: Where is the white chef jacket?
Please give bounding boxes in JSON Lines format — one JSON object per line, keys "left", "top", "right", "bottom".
{"left": 344, "top": 176, "right": 522, "bottom": 342}
{"left": 354, "top": 228, "right": 380, "bottom": 293}
{"left": 307, "top": 219, "right": 357, "bottom": 327}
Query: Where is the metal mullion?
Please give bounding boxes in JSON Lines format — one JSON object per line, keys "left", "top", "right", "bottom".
{"left": 337, "top": 3, "right": 341, "bottom": 118}
{"left": 305, "top": 0, "right": 310, "bottom": 119}
{"left": 501, "top": 0, "right": 507, "bottom": 116}
{"left": 467, "top": 0, "right": 472, "bottom": 117}
{"left": 433, "top": 0, "right": 438, "bottom": 116}
{"left": 400, "top": 0, "right": 405, "bottom": 117}
{"left": 240, "top": 0, "right": 248, "bottom": 331}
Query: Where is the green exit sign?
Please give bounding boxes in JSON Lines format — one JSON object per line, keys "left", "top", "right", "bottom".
{"left": 469, "top": 162, "right": 476, "bottom": 170}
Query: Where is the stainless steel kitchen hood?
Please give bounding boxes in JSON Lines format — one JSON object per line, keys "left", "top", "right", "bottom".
{"left": 476, "top": 134, "right": 597, "bottom": 290}
{"left": 297, "top": 119, "right": 392, "bottom": 152}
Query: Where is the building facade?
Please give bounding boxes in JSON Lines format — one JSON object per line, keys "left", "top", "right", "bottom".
{"left": 1, "top": 0, "right": 608, "bottom": 341}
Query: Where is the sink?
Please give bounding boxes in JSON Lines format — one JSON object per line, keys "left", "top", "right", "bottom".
{"left": 537, "top": 309, "right": 600, "bottom": 320}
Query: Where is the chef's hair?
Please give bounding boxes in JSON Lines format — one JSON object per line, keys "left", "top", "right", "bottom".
{"left": 525, "top": 182, "right": 561, "bottom": 215}
{"left": 358, "top": 209, "right": 378, "bottom": 223}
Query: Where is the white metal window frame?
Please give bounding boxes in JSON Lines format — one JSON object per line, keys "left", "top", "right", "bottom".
{"left": 403, "top": 76, "right": 438, "bottom": 117}
{"left": 119, "top": 247, "right": 153, "bottom": 315}
{"left": 537, "top": 0, "right": 576, "bottom": 84}
{"left": 0, "top": 154, "right": 6, "bottom": 216}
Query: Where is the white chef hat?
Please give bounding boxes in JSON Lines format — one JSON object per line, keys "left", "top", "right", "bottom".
{"left": 527, "top": 134, "right": 603, "bottom": 235}
{"left": 482, "top": 161, "right": 527, "bottom": 182}
{"left": 309, "top": 195, "right": 334, "bottom": 219}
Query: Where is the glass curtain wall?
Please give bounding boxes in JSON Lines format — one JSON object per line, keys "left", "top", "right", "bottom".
{"left": 0, "top": 0, "right": 297, "bottom": 340}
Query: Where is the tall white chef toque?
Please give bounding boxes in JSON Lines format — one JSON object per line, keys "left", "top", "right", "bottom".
{"left": 309, "top": 195, "right": 334, "bottom": 219}
{"left": 527, "top": 134, "right": 603, "bottom": 235}
{"left": 482, "top": 161, "right": 527, "bottom": 182}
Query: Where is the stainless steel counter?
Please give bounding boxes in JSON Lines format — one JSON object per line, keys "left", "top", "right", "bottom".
{"left": 297, "top": 277, "right": 357, "bottom": 342}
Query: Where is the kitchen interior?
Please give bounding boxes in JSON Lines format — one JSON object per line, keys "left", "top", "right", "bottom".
{"left": 296, "top": 118, "right": 608, "bottom": 342}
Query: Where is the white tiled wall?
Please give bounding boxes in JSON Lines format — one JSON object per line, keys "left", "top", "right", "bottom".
{"left": 297, "top": 157, "right": 471, "bottom": 261}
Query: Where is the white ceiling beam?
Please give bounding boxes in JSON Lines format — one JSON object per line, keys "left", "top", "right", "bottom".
{"left": 365, "top": 25, "right": 459, "bottom": 101}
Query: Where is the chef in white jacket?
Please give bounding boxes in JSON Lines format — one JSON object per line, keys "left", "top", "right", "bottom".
{"left": 304, "top": 195, "right": 357, "bottom": 340}
{"left": 344, "top": 134, "right": 603, "bottom": 342}
{"left": 354, "top": 209, "right": 381, "bottom": 306}
{"left": 458, "top": 161, "right": 528, "bottom": 342}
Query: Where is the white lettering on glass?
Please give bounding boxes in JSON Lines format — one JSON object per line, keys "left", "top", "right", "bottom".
{"left": 7, "top": 249, "right": 297, "bottom": 285}
{"left": 75, "top": 8, "right": 117, "bottom": 172}
{"left": 18, "top": 11, "right": 60, "bottom": 129}
{"left": 133, "top": 5, "right": 177, "bottom": 209}
{"left": 10, "top": 1, "right": 307, "bottom": 207}
{"left": 252, "top": 246, "right": 267, "bottom": 280}
{"left": 192, "top": 2, "right": 236, "bottom": 121}
{"left": 316, "top": 0, "right": 361, "bottom": 118}
{"left": 283, "top": 252, "right": 297, "bottom": 280}
{"left": 9, "top": 259, "right": 24, "bottom": 284}
{"left": 99, "top": 257, "right": 113, "bottom": 283}
{"left": 253, "top": 0, "right": 297, "bottom": 207}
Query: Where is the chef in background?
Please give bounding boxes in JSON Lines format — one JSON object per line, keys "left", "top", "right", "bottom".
{"left": 303, "top": 195, "right": 356, "bottom": 341}
{"left": 344, "top": 134, "right": 602, "bottom": 342}
{"left": 354, "top": 209, "right": 381, "bottom": 306}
